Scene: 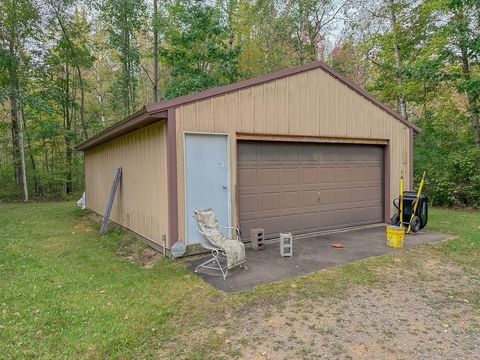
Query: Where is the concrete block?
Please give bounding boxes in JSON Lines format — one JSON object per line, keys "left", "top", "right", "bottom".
{"left": 251, "top": 228, "right": 265, "bottom": 250}
{"left": 280, "top": 232, "right": 293, "bottom": 257}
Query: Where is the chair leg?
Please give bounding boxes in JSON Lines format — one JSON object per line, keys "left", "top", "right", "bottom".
{"left": 216, "top": 257, "right": 228, "bottom": 280}
{"left": 195, "top": 256, "right": 217, "bottom": 272}
{"left": 195, "top": 252, "right": 228, "bottom": 280}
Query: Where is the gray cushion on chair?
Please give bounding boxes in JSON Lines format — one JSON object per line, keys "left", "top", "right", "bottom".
{"left": 194, "top": 208, "right": 245, "bottom": 269}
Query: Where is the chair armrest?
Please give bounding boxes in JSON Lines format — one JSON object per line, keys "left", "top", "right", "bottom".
{"left": 219, "top": 225, "right": 241, "bottom": 239}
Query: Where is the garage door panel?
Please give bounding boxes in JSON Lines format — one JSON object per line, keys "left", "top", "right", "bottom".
{"left": 349, "top": 147, "right": 364, "bottom": 161}
{"left": 369, "top": 147, "right": 383, "bottom": 160}
{"left": 335, "top": 167, "right": 353, "bottom": 182}
{"left": 281, "top": 168, "right": 299, "bottom": 184}
{"left": 302, "top": 190, "right": 319, "bottom": 206}
{"left": 336, "top": 209, "right": 352, "bottom": 225}
{"left": 335, "top": 146, "right": 350, "bottom": 161}
{"left": 353, "top": 167, "right": 367, "bottom": 180}
{"left": 367, "top": 206, "right": 383, "bottom": 221}
{"left": 366, "top": 186, "right": 382, "bottom": 201}
{"left": 240, "top": 219, "right": 259, "bottom": 234}
{"left": 350, "top": 207, "right": 367, "bottom": 223}
{"left": 238, "top": 193, "right": 258, "bottom": 213}
{"left": 319, "top": 167, "right": 335, "bottom": 183}
{"left": 238, "top": 168, "right": 258, "bottom": 187}
{"left": 261, "top": 193, "right": 280, "bottom": 210}
{"left": 367, "top": 166, "right": 382, "bottom": 180}
{"left": 258, "top": 143, "right": 278, "bottom": 161}
{"left": 317, "top": 146, "right": 335, "bottom": 161}
{"left": 319, "top": 189, "right": 335, "bottom": 205}
{"left": 300, "top": 145, "right": 318, "bottom": 161}
{"left": 237, "top": 142, "right": 257, "bottom": 161}
{"left": 260, "top": 168, "right": 280, "bottom": 185}
{"left": 280, "top": 191, "right": 301, "bottom": 208}
{"left": 300, "top": 167, "right": 318, "bottom": 184}
{"left": 238, "top": 141, "right": 384, "bottom": 240}
{"left": 302, "top": 212, "right": 319, "bottom": 230}
{"left": 336, "top": 188, "right": 353, "bottom": 204}
{"left": 352, "top": 187, "right": 367, "bottom": 202}
{"left": 262, "top": 217, "right": 281, "bottom": 235}
{"left": 278, "top": 144, "right": 300, "bottom": 161}
{"left": 280, "top": 214, "right": 301, "bottom": 233}
{"left": 319, "top": 211, "right": 338, "bottom": 227}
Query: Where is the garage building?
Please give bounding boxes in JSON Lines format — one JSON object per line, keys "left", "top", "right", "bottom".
{"left": 77, "top": 61, "right": 420, "bottom": 252}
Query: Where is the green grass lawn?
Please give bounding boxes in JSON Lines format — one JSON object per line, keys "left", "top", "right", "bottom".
{"left": 0, "top": 202, "right": 479, "bottom": 359}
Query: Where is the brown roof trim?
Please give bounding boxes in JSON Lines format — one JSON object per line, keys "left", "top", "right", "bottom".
{"left": 143, "top": 62, "right": 324, "bottom": 114}
{"left": 237, "top": 132, "right": 389, "bottom": 145}
{"left": 143, "top": 61, "right": 420, "bottom": 133}
{"left": 316, "top": 62, "right": 421, "bottom": 134}
{"left": 166, "top": 108, "right": 178, "bottom": 247}
{"left": 78, "top": 60, "right": 420, "bottom": 151}
{"left": 384, "top": 144, "right": 391, "bottom": 223}
{"left": 76, "top": 109, "right": 168, "bottom": 150}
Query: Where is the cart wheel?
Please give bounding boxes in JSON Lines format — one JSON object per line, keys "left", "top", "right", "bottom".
{"left": 390, "top": 214, "right": 400, "bottom": 226}
{"left": 410, "top": 216, "right": 421, "bottom": 233}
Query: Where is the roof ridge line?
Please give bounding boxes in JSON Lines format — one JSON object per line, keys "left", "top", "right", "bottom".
{"left": 78, "top": 60, "right": 420, "bottom": 151}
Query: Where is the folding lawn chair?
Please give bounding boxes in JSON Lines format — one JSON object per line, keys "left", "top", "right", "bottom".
{"left": 193, "top": 208, "right": 246, "bottom": 280}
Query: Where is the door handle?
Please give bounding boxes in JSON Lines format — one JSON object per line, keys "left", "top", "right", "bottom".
{"left": 222, "top": 185, "right": 228, "bottom": 190}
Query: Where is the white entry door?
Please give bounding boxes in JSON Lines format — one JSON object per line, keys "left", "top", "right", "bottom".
{"left": 185, "top": 133, "right": 230, "bottom": 244}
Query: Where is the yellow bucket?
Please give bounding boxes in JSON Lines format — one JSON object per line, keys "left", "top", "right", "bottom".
{"left": 386, "top": 225, "right": 404, "bottom": 248}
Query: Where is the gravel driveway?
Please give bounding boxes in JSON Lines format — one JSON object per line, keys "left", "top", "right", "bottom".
{"left": 216, "top": 248, "right": 480, "bottom": 359}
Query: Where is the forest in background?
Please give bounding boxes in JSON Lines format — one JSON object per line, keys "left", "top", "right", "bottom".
{"left": 1, "top": 0, "right": 479, "bottom": 207}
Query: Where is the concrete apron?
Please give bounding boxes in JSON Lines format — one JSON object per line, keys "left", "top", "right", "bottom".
{"left": 186, "top": 224, "right": 455, "bottom": 293}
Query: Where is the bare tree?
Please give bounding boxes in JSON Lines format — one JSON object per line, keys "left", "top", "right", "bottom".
{"left": 281, "top": 0, "right": 351, "bottom": 63}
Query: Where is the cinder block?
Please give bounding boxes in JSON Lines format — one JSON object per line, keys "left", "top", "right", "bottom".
{"left": 250, "top": 228, "right": 265, "bottom": 250}
{"left": 280, "top": 232, "right": 293, "bottom": 257}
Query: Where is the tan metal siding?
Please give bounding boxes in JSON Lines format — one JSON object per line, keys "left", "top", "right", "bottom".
{"left": 84, "top": 121, "right": 169, "bottom": 246}
{"left": 175, "top": 67, "right": 411, "bottom": 242}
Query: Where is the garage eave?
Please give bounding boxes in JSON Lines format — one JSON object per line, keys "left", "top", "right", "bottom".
{"left": 76, "top": 108, "right": 168, "bottom": 151}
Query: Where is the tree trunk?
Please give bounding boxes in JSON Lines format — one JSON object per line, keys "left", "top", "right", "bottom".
{"left": 8, "top": 37, "right": 28, "bottom": 201}
{"left": 43, "top": 140, "right": 49, "bottom": 173}
{"left": 456, "top": 6, "right": 480, "bottom": 146}
{"left": 388, "top": 0, "right": 408, "bottom": 120}
{"left": 460, "top": 54, "right": 480, "bottom": 145}
{"left": 17, "top": 104, "right": 29, "bottom": 201}
{"left": 122, "top": 6, "right": 131, "bottom": 117}
{"left": 22, "top": 108, "right": 42, "bottom": 196}
{"left": 48, "top": 1, "right": 88, "bottom": 139}
{"left": 153, "top": 0, "right": 159, "bottom": 103}
{"left": 9, "top": 75, "right": 22, "bottom": 189}
{"left": 127, "top": 28, "right": 135, "bottom": 113}
{"left": 77, "top": 68, "right": 88, "bottom": 140}
{"left": 65, "top": 64, "right": 73, "bottom": 194}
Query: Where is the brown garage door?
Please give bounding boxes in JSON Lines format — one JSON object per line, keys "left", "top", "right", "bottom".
{"left": 237, "top": 141, "right": 384, "bottom": 240}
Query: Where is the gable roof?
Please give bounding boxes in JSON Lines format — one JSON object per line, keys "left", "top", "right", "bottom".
{"left": 77, "top": 61, "right": 420, "bottom": 151}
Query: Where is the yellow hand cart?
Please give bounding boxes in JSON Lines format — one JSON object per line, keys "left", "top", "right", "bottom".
{"left": 390, "top": 171, "right": 428, "bottom": 233}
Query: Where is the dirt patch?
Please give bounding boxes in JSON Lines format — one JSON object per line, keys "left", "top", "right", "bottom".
{"left": 86, "top": 211, "right": 103, "bottom": 224}
{"left": 216, "top": 251, "right": 480, "bottom": 359}
{"left": 85, "top": 210, "right": 161, "bottom": 267}
{"left": 121, "top": 244, "right": 160, "bottom": 268}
